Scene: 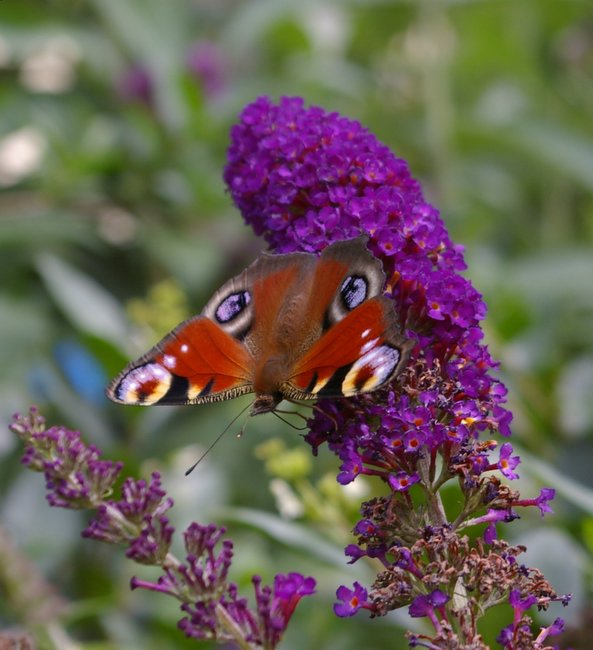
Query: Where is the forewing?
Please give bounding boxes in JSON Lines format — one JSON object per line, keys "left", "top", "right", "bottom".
{"left": 107, "top": 316, "right": 253, "bottom": 405}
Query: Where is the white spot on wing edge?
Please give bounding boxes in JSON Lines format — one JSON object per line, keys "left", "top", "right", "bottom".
{"left": 163, "top": 354, "right": 176, "bottom": 369}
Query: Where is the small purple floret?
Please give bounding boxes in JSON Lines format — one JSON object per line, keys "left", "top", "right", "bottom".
{"left": 409, "top": 589, "right": 450, "bottom": 618}
{"left": 333, "top": 582, "right": 368, "bottom": 617}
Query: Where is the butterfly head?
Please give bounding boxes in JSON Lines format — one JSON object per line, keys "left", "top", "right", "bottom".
{"left": 250, "top": 393, "right": 283, "bottom": 416}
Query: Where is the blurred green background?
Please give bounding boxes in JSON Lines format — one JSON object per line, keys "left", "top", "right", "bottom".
{"left": 1, "top": 1, "right": 592, "bottom": 648}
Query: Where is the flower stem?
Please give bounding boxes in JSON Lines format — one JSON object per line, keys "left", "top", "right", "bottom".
{"left": 418, "top": 456, "right": 448, "bottom": 525}
{"left": 215, "top": 603, "right": 256, "bottom": 650}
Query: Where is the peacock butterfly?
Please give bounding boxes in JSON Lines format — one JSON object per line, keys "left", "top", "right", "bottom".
{"left": 107, "top": 236, "right": 413, "bottom": 415}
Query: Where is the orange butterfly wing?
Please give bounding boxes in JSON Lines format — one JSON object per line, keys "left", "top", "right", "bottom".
{"left": 284, "top": 296, "right": 412, "bottom": 400}
{"left": 107, "top": 317, "right": 253, "bottom": 405}
{"left": 107, "top": 236, "right": 412, "bottom": 413}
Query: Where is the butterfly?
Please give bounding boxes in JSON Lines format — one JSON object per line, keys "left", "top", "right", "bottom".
{"left": 107, "top": 236, "right": 413, "bottom": 416}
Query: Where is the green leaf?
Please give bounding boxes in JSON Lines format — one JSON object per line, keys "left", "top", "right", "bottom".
{"left": 521, "top": 449, "right": 593, "bottom": 515}
{"left": 36, "top": 253, "right": 129, "bottom": 351}
{"left": 509, "top": 250, "right": 593, "bottom": 310}
{"left": 509, "top": 121, "right": 593, "bottom": 192}
{"left": 221, "top": 506, "right": 359, "bottom": 570}
{"left": 0, "top": 212, "right": 97, "bottom": 249}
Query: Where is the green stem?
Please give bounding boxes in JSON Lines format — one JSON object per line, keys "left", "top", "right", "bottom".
{"left": 215, "top": 603, "right": 257, "bottom": 650}
{"left": 418, "top": 455, "right": 448, "bottom": 525}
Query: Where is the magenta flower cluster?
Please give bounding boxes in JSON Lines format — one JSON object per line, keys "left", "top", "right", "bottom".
{"left": 15, "top": 407, "right": 123, "bottom": 509}
{"left": 10, "top": 408, "right": 315, "bottom": 648}
{"left": 225, "top": 95, "right": 510, "bottom": 449}
{"left": 225, "top": 97, "right": 567, "bottom": 647}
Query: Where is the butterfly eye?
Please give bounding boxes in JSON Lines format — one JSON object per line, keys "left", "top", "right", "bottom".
{"left": 215, "top": 291, "right": 251, "bottom": 323}
{"left": 340, "top": 275, "right": 367, "bottom": 310}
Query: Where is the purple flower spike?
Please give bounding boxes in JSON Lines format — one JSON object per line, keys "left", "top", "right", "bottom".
{"left": 11, "top": 409, "right": 122, "bottom": 509}
{"left": 226, "top": 97, "right": 443, "bottom": 256}
{"left": 223, "top": 97, "right": 577, "bottom": 646}
{"left": 225, "top": 95, "right": 511, "bottom": 483}
{"left": 10, "top": 408, "right": 317, "bottom": 648}
{"left": 223, "top": 98, "right": 569, "bottom": 643}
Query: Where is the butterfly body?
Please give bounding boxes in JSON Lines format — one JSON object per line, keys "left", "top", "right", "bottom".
{"left": 107, "top": 236, "right": 413, "bottom": 415}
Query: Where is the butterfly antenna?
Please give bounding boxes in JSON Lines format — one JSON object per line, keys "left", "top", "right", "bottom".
{"left": 185, "top": 402, "right": 251, "bottom": 476}
{"left": 271, "top": 409, "right": 309, "bottom": 431}
{"left": 282, "top": 398, "right": 339, "bottom": 431}
{"left": 283, "top": 398, "right": 315, "bottom": 415}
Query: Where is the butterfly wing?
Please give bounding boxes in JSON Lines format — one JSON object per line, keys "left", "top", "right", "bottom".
{"left": 107, "top": 236, "right": 412, "bottom": 412}
{"left": 107, "top": 246, "right": 314, "bottom": 409}
{"left": 107, "top": 316, "right": 253, "bottom": 405}
{"left": 283, "top": 295, "right": 412, "bottom": 400}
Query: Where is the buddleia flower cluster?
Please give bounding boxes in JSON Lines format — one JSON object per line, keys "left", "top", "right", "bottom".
{"left": 10, "top": 408, "right": 315, "bottom": 648}
{"left": 224, "top": 96, "right": 569, "bottom": 648}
